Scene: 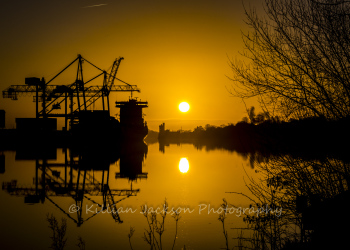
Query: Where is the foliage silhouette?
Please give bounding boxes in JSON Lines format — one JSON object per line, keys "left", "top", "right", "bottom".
{"left": 229, "top": 154, "right": 350, "bottom": 249}
{"left": 47, "top": 214, "right": 67, "bottom": 250}
{"left": 128, "top": 199, "right": 181, "bottom": 250}
{"left": 229, "top": 0, "right": 350, "bottom": 120}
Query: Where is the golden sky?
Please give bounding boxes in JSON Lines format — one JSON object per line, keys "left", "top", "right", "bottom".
{"left": 0, "top": 0, "right": 262, "bottom": 131}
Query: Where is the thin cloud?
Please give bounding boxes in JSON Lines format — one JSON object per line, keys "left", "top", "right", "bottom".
{"left": 82, "top": 3, "right": 107, "bottom": 8}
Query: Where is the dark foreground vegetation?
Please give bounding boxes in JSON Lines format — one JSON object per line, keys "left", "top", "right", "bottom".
{"left": 224, "top": 0, "right": 350, "bottom": 243}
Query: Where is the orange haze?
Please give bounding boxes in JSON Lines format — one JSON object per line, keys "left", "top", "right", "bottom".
{"left": 0, "top": 0, "right": 262, "bottom": 131}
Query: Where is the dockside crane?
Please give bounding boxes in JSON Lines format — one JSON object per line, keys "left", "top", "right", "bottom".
{"left": 73, "top": 56, "right": 125, "bottom": 114}
{"left": 2, "top": 55, "right": 140, "bottom": 130}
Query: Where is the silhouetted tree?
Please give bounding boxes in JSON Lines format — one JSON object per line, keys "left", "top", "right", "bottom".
{"left": 248, "top": 106, "right": 256, "bottom": 124}
{"left": 241, "top": 116, "right": 249, "bottom": 123}
{"left": 247, "top": 106, "right": 271, "bottom": 124}
{"left": 230, "top": 0, "right": 350, "bottom": 120}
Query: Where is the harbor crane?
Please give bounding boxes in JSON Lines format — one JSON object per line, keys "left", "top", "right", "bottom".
{"left": 2, "top": 55, "right": 140, "bottom": 130}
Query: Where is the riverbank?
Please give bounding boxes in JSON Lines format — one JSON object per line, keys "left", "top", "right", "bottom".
{"left": 158, "top": 117, "right": 350, "bottom": 161}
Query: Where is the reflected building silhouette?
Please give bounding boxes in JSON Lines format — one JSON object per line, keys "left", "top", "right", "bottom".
{"left": 116, "top": 142, "right": 148, "bottom": 181}
{"left": 159, "top": 141, "right": 166, "bottom": 153}
{"left": 1, "top": 142, "right": 148, "bottom": 227}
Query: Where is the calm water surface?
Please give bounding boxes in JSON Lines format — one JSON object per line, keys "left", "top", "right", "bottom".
{"left": 0, "top": 143, "right": 257, "bottom": 249}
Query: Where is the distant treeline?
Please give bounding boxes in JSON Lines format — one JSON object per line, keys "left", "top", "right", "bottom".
{"left": 158, "top": 116, "right": 350, "bottom": 160}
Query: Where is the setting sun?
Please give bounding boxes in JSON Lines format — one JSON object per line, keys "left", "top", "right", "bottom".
{"left": 179, "top": 102, "right": 190, "bottom": 112}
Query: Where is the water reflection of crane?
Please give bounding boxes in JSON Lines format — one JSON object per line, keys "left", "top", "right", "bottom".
{"left": 1, "top": 143, "right": 148, "bottom": 227}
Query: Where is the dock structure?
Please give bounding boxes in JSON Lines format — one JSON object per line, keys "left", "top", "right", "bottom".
{"left": 2, "top": 55, "right": 139, "bottom": 130}
{"left": 1, "top": 55, "right": 148, "bottom": 145}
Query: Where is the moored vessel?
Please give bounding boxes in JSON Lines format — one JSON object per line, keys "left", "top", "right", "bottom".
{"left": 115, "top": 98, "right": 148, "bottom": 141}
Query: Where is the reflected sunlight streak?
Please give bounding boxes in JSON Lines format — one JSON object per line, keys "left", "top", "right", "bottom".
{"left": 179, "top": 157, "right": 189, "bottom": 173}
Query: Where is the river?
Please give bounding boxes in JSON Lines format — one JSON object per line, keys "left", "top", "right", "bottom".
{"left": 0, "top": 142, "right": 261, "bottom": 250}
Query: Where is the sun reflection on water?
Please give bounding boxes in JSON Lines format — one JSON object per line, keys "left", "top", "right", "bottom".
{"left": 179, "top": 157, "right": 189, "bottom": 173}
